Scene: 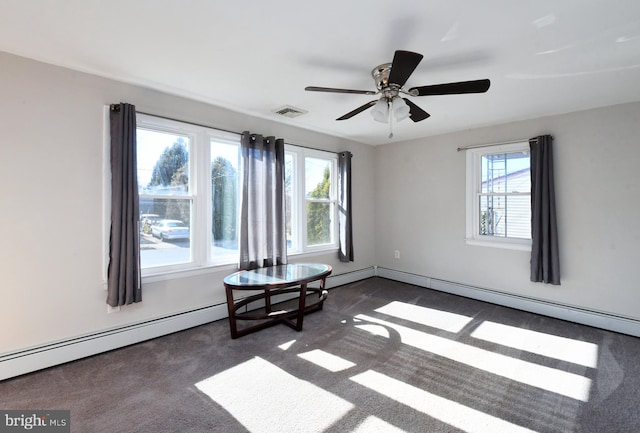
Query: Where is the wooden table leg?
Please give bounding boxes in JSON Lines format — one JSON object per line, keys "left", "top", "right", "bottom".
{"left": 225, "top": 285, "right": 239, "bottom": 339}
{"left": 295, "top": 283, "right": 307, "bottom": 331}
{"left": 318, "top": 277, "right": 327, "bottom": 310}
{"left": 264, "top": 288, "right": 272, "bottom": 314}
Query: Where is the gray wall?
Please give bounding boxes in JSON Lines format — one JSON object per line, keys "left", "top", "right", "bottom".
{"left": 0, "top": 51, "right": 376, "bottom": 355}
{"left": 375, "top": 101, "right": 640, "bottom": 320}
{"left": 2, "top": 48, "right": 639, "bottom": 357}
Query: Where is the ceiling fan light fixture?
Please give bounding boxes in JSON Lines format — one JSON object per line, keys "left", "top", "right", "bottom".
{"left": 392, "top": 97, "right": 410, "bottom": 122}
{"left": 305, "top": 50, "right": 490, "bottom": 137}
{"left": 371, "top": 99, "right": 389, "bottom": 123}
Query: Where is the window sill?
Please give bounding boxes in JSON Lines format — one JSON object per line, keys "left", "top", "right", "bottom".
{"left": 140, "top": 247, "right": 339, "bottom": 284}
{"left": 142, "top": 262, "right": 239, "bottom": 284}
{"left": 287, "top": 247, "right": 339, "bottom": 260}
{"left": 465, "top": 237, "right": 532, "bottom": 252}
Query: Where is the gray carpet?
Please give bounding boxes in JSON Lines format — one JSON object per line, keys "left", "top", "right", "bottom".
{"left": 1, "top": 277, "right": 639, "bottom": 433}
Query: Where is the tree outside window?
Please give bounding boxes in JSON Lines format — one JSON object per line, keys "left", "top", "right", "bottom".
{"left": 307, "top": 166, "right": 331, "bottom": 245}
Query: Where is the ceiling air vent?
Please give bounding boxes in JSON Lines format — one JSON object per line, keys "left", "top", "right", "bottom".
{"left": 272, "top": 105, "right": 308, "bottom": 118}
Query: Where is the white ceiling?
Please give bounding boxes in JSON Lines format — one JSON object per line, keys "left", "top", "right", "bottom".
{"left": 2, "top": 0, "right": 640, "bottom": 145}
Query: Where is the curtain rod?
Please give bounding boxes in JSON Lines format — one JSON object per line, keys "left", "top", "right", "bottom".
{"left": 130, "top": 108, "right": 343, "bottom": 155}
{"left": 456, "top": 137, "right": 549, "bottom": 152}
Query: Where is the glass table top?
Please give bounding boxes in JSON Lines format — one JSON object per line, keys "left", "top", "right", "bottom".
{"left": 224, "top": 263, "right": 331, "bottom": 288}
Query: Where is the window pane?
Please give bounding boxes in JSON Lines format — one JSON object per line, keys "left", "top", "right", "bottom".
{"left": 479, "top": 195, "right": 531, "bottom": 239}
{"left": 211, "top": 141, "right": 239, "bottom": 260}
{"left": 140, "top": 198, "right": 191, "bottom": 267}
{"left": 137, "top": 129, "right": 190, "bottom": 195}
{"left": 479, "top": 195, "right": 503, "bottom": 236}
{"left": 305, "top": 156, "right": 333, "bottom": 246}
{"left": 481, "top": 151, "right": 530, "bottom": 194}
{"left": 305, "top": 157, "right": 331, "bottom": 199}
{"left": 504, "top": 195, "right": 531, "bottom": 239}
{"left": 307, "top": 202, "right": 333, "bottom": 245}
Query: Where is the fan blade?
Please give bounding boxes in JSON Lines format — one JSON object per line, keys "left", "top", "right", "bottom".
{"left": 305, "top": 86, "right": 377, "bottom": 95}
{"left": 403, "top": 98, "right": 430, "bottom": 122}
{"left": 410, "top": 79, "right": 490, "bottom": 96}
{"left": 336, "top": 100, "right": 378, "bottom": 120}
{"left": 388, "top": 50, "right": 424, "bottom": 87}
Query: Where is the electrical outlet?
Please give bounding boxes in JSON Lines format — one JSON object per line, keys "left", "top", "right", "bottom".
{"left": 394, "top": 250, "right": 400, "bottom": 259}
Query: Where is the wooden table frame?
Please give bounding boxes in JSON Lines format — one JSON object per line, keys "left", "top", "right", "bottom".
{"left": 223, "top": 264, "right": 332, "bottom": 339}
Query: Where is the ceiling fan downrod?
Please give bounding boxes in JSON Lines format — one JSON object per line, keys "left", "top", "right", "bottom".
{"left": 388, "top": 99, "right": 394, "bottom": 139}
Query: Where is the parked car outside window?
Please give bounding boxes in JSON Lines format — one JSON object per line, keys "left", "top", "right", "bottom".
{"left": 150, "top": 219, "right": 190, "bottom": 241}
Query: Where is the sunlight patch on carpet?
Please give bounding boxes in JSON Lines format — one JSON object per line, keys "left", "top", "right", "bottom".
{"left": 351, "top": 369, "right": 538, "bottom": 433}
{"left": 355, "top": 323, "right": 391, "bottom": 338}
{"left": 278, "top": 339, "right": 297, "bottom": 350}
{"left": 298, "top": 349, "right": 357, "bottom": 372}
{"left": 355, "top": 314, "right": 592, "bottom": 402}
{"left": 352, "top": 415, "right": 408, "bottom": 433}
{"left": 470, "top": 321, "right": 599, "bottom": 368}
{"left": 375, "top": 301, "right": 473, "bottom": 333}
{"left": 196, "top": 356, "right": 354, "bottom": 432}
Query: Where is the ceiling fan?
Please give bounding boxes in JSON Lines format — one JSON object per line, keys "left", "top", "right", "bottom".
{"left": 305, "top": 50, "right": 490, "bottom": 138}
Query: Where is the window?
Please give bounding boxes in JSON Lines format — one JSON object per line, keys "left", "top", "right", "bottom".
{"left": 285, "top": 145, "right": 339, "bottom": 254}
{"left": 465, "top": 142, "right": 531, "bottom": 250}
{"left": 126, "top": 114, "right": 335, "bottom": 276}
{"left": 136, "top": 114, "right": 240, "bottom": 274}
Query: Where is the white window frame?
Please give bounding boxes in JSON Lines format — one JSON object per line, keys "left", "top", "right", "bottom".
{"left": 104, "top": 110, "right": 337, "bottom": 282}
{"left": 207, "top": 132, "right": 243, "bottom": 266}
{"left": 137, "top": 116, "right": 198, "bottom": 275}
{"left": 286, "top": 145, "right": 339, "bottom": 255}
{"left": 465, "top": 141, "right": 532, "bottom": 251}
{"left": 136, "top": 114, "right": 241, "bottom": 277}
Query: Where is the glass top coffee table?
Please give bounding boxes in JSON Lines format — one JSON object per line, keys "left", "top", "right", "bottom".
{"left": 223, "top": 263, "right": 332, "bottom": 338}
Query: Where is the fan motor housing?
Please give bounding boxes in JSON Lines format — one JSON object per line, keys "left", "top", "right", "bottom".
{"left": 372, "top": 63, "right": 406, "bottom": 99}
{"left": 372, "top": 63, "right": 392, "bottom": 91}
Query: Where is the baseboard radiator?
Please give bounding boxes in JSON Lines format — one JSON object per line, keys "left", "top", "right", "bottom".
{"left": 0, "top": 267, "right": 376, "bottom": 381}
{"left": 375, "top": 267, "right": 640, "bottom": 338}
{"left": 3, "top": 266, "right": 638, "bottom": 381}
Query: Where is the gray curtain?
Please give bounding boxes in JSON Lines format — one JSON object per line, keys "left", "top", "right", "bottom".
{"left": 239, "top": 132, "right": 287, "bottom": 270}
{"left": 530, "top": 135, "right": 560, "bottom": 285}
{"left": 107, "top": 103, "right": 142, "bottom": 306}
{"left": 338, "top": 151, "right": 354, "bottom": 262}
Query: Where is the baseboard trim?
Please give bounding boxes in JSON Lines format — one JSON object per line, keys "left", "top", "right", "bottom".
{"left": 8, "top": 264, "right": 635, "bottom": 382}
{"left": 376, "top": 267, "right": 640, "bottom": 338}
{"left": 0, "top": 304, "right": 229, "bottom": 382}
{"left": 327, "top": 266, "right": 377, "bottom": 289}
{"left": 0, "top": 267, "right": 376, "bottom": 381}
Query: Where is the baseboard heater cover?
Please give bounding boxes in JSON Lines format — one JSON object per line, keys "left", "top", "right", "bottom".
{"left": 9, "top": 265, "right": 633, "bottom": 381}
{"left": 0, "top": 304, "right": 229, "bottom": 381}
{"left": 375, "top": 267, "right": 640, "bottom": 338}
{"left": 0, "top": 267, "right": 376, "bottom": 381}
